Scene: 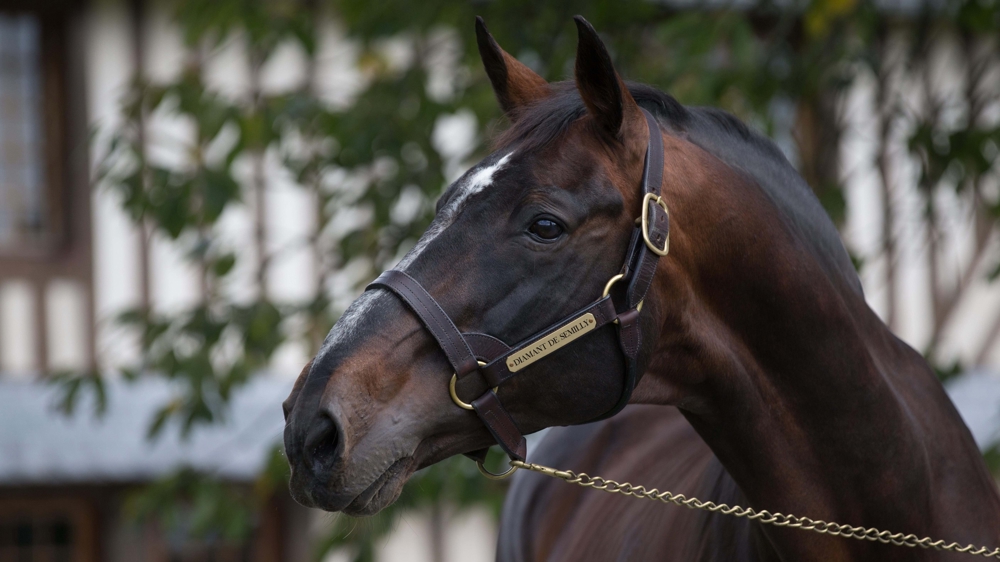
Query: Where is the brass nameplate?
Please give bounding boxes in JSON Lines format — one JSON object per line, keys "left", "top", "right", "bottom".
{"left": 506, "top": 313, "right": 597, "bottom": 372}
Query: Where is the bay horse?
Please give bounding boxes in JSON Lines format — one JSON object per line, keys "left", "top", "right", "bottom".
{"left": 282, "top": 15, "right": 1000, "bottom": 561}
{"left": 498, "top": 405, "right": 772, "bottom": 561}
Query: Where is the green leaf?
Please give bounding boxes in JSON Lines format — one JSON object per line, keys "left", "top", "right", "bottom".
{"left": 212, "top": 252, "right": 237, "bottom": 277}
{"left": 147, "top": 402, "right": 177, "bottom": 440}
{"left": 984, "top": 444, "right": 1000, "bottom": 476}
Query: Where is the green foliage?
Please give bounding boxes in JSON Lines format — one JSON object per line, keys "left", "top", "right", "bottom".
{"left": 909, "top": 123, "right": 1000, "bottom": 194}
{"left": 126, "top": 468, "right": 257, "bottom": 541}
{"left": 49, "top": 370, "right": 107, "bottom": 417}
{"left": 113, "top": 301, "right": 286, "bottom": 440}
{"left": 933, "top": 359, "right": 965, "bottom": 384}
{"left": 124, "top": 446, "right": 292, "bottom": 543}
{"left": 984, "top": 443, "right": 1000, "bottom": 476}
{"left": 90, "top": 0, "right": 519, "bottom": 553}
{"left": 77, "top": 0, "right": 1000, "bottom": 557}
{"left": 104, "top": 73, "right": 243, "bottom": 238}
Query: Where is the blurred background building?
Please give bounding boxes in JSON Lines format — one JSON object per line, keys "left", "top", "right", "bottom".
{"left": 0, "top": 0, "right": 998, "bottom": 560}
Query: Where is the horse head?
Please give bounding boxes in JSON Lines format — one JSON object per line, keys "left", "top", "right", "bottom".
{"left": 282, "top": 16, "right": 673, "bottom": 515}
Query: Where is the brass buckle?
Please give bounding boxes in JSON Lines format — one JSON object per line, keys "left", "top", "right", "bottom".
{"left": 477, "top": 458, "right": 518, "bottom": 480}
{"left": 602, "top": 274, "right": 642, "bottom": 325}
{"left": 449, "top": 361, "right": 496, "bottom": 410}
{"left": 640, "top": 193, "right": 670, "bottom": 256}
{"left": 602, "top": 273, "right": 626, "bottom": 298}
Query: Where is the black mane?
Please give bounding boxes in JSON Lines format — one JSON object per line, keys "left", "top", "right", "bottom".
{"left": 495, "top": 81, "right": 863, "bottom": 296}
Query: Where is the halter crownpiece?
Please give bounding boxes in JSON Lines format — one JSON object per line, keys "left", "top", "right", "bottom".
{"left": 366, "top": 108, "right": 669, "bottom": 474}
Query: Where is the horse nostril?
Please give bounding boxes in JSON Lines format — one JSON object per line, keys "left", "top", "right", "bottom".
{"left": 304, "top": 412, "right": 343, "bottom": 471}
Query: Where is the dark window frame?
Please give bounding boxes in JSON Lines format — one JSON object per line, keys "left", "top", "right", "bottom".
{"left": 0, "top": 1, "right": 94, "bottom": 375}
{"left": 0, "top": 496, "right": 98, "bottom": 562}
{"left": 0, "top": 8, "right": 72, "bottom": 260}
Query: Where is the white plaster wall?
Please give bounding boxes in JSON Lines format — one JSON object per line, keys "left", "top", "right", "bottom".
{"left": 840, "top": 31, "right": 1000, "bottom": 367}
{"left": 0, "top": 280, "right": 35, "bottom": 375}
{"left": 87, "top": 0, "right": 141, "bottom": 372}
{"left": 45, "top": 279, "right": 88, "bottom": 370}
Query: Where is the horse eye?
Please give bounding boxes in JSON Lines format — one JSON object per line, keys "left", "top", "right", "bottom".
{"left": 528, "top": 218, "right": 564, "bottom": 241}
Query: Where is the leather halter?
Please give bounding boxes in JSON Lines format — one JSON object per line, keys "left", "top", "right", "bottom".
{"left": 366, "top": 108, "right": 669, "bottom": 464}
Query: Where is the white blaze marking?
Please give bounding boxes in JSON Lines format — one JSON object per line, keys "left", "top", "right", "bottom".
{"left": 463, "top": 151, "right": 514, "bottom": 201}
{"left": 320, "top": 151, "right": 514, "bottom": 351}
{"left": 396, "top": 151, "right": 513, "bottom": 269}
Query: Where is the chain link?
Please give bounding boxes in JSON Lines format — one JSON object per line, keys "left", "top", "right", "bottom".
{"left": 510, "top": 460, "right": 1000, "bottom": 558}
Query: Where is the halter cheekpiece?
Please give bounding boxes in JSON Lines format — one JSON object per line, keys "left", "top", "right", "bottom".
{"left": 366, "top": 109, "right": 669, "bottom": 476}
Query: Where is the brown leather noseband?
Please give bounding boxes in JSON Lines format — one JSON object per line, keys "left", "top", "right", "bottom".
{"left": 366, "top": 109, "right": 669, "bottom": 468}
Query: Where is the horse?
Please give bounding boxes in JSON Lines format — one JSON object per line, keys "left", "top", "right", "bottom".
{"left": 282, "top": 14, "right": 1000, "bottom": 561}
{"left": 498, "top": 405, "right": 777, "bottom": 562}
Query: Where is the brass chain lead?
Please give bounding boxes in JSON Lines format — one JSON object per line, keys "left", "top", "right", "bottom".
{"left": 510, "top": 460, "right": 1000, "bottom": 558}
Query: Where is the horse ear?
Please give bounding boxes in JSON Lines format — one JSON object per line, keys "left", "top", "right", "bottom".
{"left": 573, "top": 16, "right": 643, "bottom": 142}
{"left": 476, "top": 16, "right": 551, "bottom": 119}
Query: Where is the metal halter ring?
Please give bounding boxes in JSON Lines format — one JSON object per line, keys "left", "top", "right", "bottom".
{"left": 477, "top": 458, "right": 519, "bottom": 480}
{"left": 449, "top": 361, "right": 496, "bottom": 410}
{"left": 602, "top": 274, "right": 643, "bottom": 314}
{"left": 641, "top": 193, "right": 670, "bottom": 256}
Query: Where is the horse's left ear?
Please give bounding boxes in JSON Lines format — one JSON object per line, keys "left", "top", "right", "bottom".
{"left": 573, "top": 16, "right": 644, "bottom": 143}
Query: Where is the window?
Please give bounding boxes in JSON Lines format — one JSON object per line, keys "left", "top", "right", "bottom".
{"left": 0, "top": 515, "right": 74, "bottom": 562}
{"left": 0, "top": 14, "right": 47, "bottom": 254}
{"left": 0, "top": 5, "right": 93, "bottom": 377}
{"left": 0, "top": 498, "right": 96, "bottom": 562}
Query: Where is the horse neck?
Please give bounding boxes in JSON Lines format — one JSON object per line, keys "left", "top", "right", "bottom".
{"left": 637, "top": 155, "right": 1000, "bottom": 559}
